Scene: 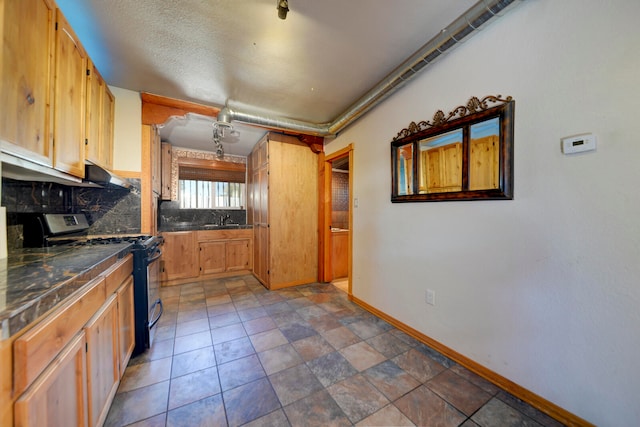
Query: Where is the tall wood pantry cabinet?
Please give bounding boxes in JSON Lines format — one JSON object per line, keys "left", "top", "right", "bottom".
{"left": 248, "top": 133, "right": 318, "bottom": 290}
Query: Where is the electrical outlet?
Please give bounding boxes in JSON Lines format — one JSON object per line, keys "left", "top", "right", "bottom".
{"left": 425, "top": 289, "right": 435, "bottom": 306}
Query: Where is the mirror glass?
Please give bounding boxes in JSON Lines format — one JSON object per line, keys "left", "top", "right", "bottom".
{"left": 418, "top": 128, "right": 463, "bottom": 194}
{"left": 469, "top": 117, "right": 500, "bottom": 191}
{"left": 390, "top": 95, "right": 514, "bottom": 202}
{"left": 395, "top": 143, "right": 414, "bottom": 196}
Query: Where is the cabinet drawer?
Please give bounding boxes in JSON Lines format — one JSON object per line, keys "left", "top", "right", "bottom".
{"left": 196, "top": 228, "right": 252, "bottom": 241}
{"left": 14, "top": 277, "right": 106, "bottom": 395}
{"left": 103, "top": 254, "right": 133, "bottom": 295}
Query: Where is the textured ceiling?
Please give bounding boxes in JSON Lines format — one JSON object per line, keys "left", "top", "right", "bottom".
{"left": 57, "top": 0, "right": 478, "bottom": 154}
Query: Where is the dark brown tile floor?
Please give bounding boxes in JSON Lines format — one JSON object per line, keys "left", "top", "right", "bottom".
{"left": 104, "top": 275, "right": 564, "bottom": 427}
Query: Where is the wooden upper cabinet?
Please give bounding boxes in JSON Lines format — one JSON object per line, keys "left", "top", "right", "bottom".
{"left": 161, "top": 142, "right": 172, "bottom": 200}
{"left": 85, "top": 60, "right": 114, "bottom": 170}
{"left": 0, "top": 0, "right": 55, "bottom": 166}
{"left": 53, "top": 9, "right": 87, "bottom": 177}
{"left": 151, "top": 128, "right": 161, "bottom": 196}
{"left": 85, "top": 60, "right": 102, "bottom": 165}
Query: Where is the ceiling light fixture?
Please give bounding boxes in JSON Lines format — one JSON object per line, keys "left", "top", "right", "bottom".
{"left": 277, "top": 0, "right": 289, "bottom": 20}
{"left": 212, "top": 122, "right": 231, "bottom": 158}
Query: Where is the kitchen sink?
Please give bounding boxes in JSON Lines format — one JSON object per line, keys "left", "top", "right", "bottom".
{"left": 203, "top": 223, "right": 240, "bottom": 229}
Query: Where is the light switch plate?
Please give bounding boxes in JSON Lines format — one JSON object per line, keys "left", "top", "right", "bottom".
{"left": 562, "top": 133, "right": 596, "bottom": 154}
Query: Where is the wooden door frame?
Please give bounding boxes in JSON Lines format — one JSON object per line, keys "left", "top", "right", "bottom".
{"left": 318, "top": 144, "right": 353, "bottom": 293}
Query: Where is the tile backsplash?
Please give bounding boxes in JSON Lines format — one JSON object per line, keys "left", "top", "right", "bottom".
{"left": 159, "top": 200, "right": 246, "bottom": 228}
{"left": 2, "top": 178, "right": 141, "bottom": 248}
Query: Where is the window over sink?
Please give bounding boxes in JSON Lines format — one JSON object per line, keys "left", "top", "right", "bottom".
{"left": 175, "top": 154, "right": 247, "bottom": 209}
{"left": 179, "top": 180, "right": 245, "bottom": 209}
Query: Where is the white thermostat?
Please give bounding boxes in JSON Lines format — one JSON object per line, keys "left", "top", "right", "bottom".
{"left": 561, "top": 133, "right": 596, "bottom": 154}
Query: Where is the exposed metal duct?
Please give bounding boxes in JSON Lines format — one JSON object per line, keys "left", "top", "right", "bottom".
{"left": 218, "top": 0, "right": 525, "bottom": 138}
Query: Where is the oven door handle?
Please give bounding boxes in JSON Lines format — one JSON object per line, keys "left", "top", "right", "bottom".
{"left": 148, "top": 298, "right": 163, "bottom": 329}
{"left": 146, "top": 248, "right": 162, "bottom": 265}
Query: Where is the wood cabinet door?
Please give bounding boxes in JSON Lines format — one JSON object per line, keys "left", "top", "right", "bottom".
{"left": 161, "top": 232, "right": 199, "bottom": 281}
{"left": 0, "top": 0, "right": 55, "bottom": 166}
{"left": 161, "top": 142, "right": 172, "bottom": 200}
{"left": 200, "top": 241, "right": 226, "bottom": 275}
{"left": 226, "top": 239, "right": 251, "bottom": 271}
{"left": 85, "top": 60, "right": 103, "bottom": 166}
{"left": 254, "top": 225, "right": 270, "bottom": 286}
{"left": 117, "top": 276, "right": 135, "bottom": 376}
{"left": 14, "top": 332, "right": 88, "bottom": 427}
{"left": 84, "top": 295, "right": 119, "bottom": 427}
{"left": 53, "top": 10, "right": 86, "bottom": 177}
{"left": 101, "top": 86, "right": 115, "bottom": 170}
{"left": 151, "top": 126, "right": 161, "bottom": 195}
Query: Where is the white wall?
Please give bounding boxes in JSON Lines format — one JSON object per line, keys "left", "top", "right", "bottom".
{"left": 110, "top": 86, "right": 142, "bottom": 172}
{"left": 324, "top": 1, "right": 640, "bottom": 425}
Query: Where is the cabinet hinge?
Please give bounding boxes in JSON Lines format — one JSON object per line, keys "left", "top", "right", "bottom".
{"left": 85, "top": 342, "right": 88, "bottom": 353}
{"left": 85, "top": 138, "right": 88, "bottom": 146}
{"left": 55, "top": 22, "right": 58, "bottom": 31}
{"left": 86, "top": 68, "right": 91, "bottom": 76}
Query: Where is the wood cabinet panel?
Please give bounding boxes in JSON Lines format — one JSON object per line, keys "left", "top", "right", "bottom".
{"left": 85, "top": 60, "right": 115, "bottom": 170}
{"left": 226, "top": 239, "right": 251, "bottom": 271}
{"left": 141, "top": 125, "right": 161, "bottom": 234}
{"left": 0, "top": 0, "right": 55, "bottom": 166}
{"left": 117, "top": 276, "right": 135, "bottom": 373}
{"left": 85, "top": 60, "right": 102, "bottom": 166}
{"left": 103, "top": 254, "right": 133, "bottom": 296}
{"left": 420, "top": 142, "right": 462, "bottom": 193}
{"left": 53, "top": 10, "right": 86, "bottom": 177}
{"left": 161, "top": 231, "right": 199, "bottom": 281}
{"left": 199, "top": 241, "right": 226, "bottom": 275}
{"left": 265, "top": 135, "right": 319, "bottom": 289}
{"left": 469, "top": 135, "right": 499, "bottom": 191}
{"left": 101, "top": 85, "right": 115, "bottom": 170}
{"left": 331, "top": 231, "right": 348, "bottom": 279}
{"left": 14, "top": 277, "right": 106, "bottom": 395}
{"left": 161, "top": 142, "right": 172, "bottom": 200}
{"left": 84, "top": 295, "right": 118, "bottom": 427}
{"left": 14, "top": 332, "right": 88, "bottom": 427}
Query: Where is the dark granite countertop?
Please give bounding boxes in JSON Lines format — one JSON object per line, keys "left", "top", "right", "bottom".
{"left": 0, "top": 243, "right": 133, "bottom": 340}
{"left": 159, "top": 223, "right": 253, "bottom": 232}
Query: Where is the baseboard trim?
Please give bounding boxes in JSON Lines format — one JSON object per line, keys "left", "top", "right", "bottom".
{"left": 349, "top": 294, "right": 593, "bottom": 427}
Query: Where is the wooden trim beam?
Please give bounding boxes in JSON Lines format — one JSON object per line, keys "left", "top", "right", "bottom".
{"left": 140, "top": 92, "right": 325, "bottom": 152}
{"left": 140, "top": 92, "right": 219, "bottom": 125}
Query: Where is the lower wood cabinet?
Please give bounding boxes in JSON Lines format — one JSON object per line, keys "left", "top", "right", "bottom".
{"left": 11, "top": 255, "right": 134, "bottom": 427}
{"left": 225, "top": 239, "right": 251, "bottom": 272}
{"left": 199, "top": 241, "right": 226, "bottom": 275}
{"left": 85, "top": 295, "right": 119, "bottom": 427}
{"left": 14, "top": 332, "right": 88, "bottom": 427}
{"left": 117, "top": 276, "right": 135, "bottom": 372}
{"left": 161, "top": 231, "right": 199, "bottom": 282}
{"left": 161, "top": 229, "right": 252, "bottom": 285}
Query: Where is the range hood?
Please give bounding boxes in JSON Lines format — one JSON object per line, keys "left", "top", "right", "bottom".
{"left": 84, "top": 162, "right": 132, "bottom": 189}
{"left": 1, "top": 151, "right": 131, "bottom": 189}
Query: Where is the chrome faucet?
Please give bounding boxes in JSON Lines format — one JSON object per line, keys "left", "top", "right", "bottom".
{"left": 220, "top": 214, "right": 230, "bottom": 225}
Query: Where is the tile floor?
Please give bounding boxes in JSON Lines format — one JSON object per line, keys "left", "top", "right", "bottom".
{"left": 105, "top": 275, "right": 564, "bottom": 427}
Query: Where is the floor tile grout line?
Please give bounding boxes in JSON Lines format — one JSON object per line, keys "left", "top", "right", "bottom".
{"left": 117, "top": 277, "right": 552, "bottom": 426}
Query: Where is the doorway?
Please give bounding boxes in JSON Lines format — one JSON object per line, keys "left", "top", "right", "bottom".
{"left": 321, "top": 144, "right": 353, "bottom": 295}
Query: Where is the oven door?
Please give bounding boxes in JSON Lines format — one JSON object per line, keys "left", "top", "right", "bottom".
{"left": 146, "top": 245, "right": 163, "bottom": 348}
